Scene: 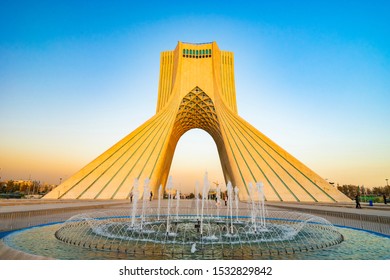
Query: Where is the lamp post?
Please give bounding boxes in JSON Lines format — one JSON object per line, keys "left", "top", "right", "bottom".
{"left": 386, "top": 179, "right": 389, "bottom": 187}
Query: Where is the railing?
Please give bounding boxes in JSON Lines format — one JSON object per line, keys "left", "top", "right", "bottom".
{"left": 0, "top": 202, "right": 128, "bottom": 232}
{"left": 323, "top": 211, "right": 390, "bottom": 236}
{"left": 265, "top": 205, "right": 390, "bottom": 236}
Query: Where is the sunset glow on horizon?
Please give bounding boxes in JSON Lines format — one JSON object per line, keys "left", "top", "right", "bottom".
{"left": 1, "top": 1, "right": 389, "bottom": 194}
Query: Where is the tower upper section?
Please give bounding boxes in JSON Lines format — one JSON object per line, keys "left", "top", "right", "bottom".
{"left": 156, "top": 41, "right": 237, "bottom": 113}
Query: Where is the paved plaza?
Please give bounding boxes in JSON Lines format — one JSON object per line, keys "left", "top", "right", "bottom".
{"left": 1, "top": 198, "right": 389, "bottom": 259}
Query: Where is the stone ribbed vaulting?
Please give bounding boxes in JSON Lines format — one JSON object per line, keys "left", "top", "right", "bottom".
{"left": 44, "top": 42, "right": 350, "bottom": 202}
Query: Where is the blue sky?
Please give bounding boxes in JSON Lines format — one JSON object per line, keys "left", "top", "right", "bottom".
{"left": 1, "top": 1, "right": 389, "bottom": 192}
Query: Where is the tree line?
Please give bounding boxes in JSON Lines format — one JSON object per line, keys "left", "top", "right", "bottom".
{"left": 0, "top": 180, "right": 55, "bottom": 195}
{"left": 337, "top": 184, "right": 390, "bottom": 199}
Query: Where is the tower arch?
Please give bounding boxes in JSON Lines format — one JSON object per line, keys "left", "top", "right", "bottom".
{"left": 44, "top": 42, "right": 350, "bottom": 203}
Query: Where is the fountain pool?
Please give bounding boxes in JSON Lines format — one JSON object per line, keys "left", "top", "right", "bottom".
{"left": 1, "top": 175, "right": 389, "bottom": 260}
{"left": 2, "top": 209, "right": 390, "bottom": 260}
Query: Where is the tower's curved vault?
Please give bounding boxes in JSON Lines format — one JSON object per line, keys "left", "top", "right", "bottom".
{"left": 44, "top": 42, "right": 350, "bottom": 202}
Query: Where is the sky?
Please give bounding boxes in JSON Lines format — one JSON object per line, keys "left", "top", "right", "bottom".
{"left": 0, "top": 0, "right": 389, "bottom": 193}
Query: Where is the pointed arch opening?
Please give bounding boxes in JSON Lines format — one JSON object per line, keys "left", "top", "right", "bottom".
{"left": 168, "top": 128, "right": 224, "bottom": 195}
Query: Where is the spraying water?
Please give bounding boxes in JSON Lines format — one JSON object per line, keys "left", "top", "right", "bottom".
{"left": 216, "top": 185, "right": 221, "bottom": 219}
{"left": 256, "top": 182, "right": 266, "bottom": 228}
{"left": 141, "top": 178, "right": 150, "bottom": 229}
{"left": 200, "top": 172, "right": 209, "bottom": 235}
{"left": 248, "top": 183, "right": 256, "bottom": 226}
{"left": 131, "top": 178, "right": 139, "bottom": 227}
{"left": 158, "top": 184, "right": 162, "bottom": 220}
{"left": 166, "top": 176, "right": 173, "bottom": 233}
{"left": 226, "top": 181, "right": 234, "bottom": 234}
{"left": 195, "top": 181, "right": 200, "bottom": 218}
{"left": 176, "top": 190, "right": 180, "bottom": 220}
{"left": 57, "top": 176, "right": 344, "bottom": 259}
{"left": 234, "top": 186, "right": 239, "bottom": 221}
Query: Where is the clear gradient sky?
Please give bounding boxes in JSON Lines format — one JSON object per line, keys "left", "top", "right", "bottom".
{"left": 1, "top": 1, "right": 389, "bottom": 193}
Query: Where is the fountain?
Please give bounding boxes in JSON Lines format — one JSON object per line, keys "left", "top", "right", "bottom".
{"left": 175, "top": 190, "right": 180, "bottom": 221}
{"left": 50, "top": 172, "right": 346, "bottom": 259}
{"left": 140, "top": 178, "right": 150, "bottom": 228}
{"left": 3, "top": 171, "right": 390, "bottom": 260}
{"left": 200, "top": 172, "right": 209, "bottom": 235}
{"left": 195, "top": 181, "right": 200, "bottom": 218}
{"left": 157, "top": 185, "right": 162, "bottom": 220}
{"left": 226, "top": 182, "right": 234, "bottom": 234}
{"left": 234, "top": 186, "right": 239, "bottom": 221}
{"left": 166, "top": 176, "right": 173, "bottom": 235}
{"left": 257, "top": 182, "right": 266, "bottom": 228}
{"left": 130, "top": 178, "right": 139, "bottom": 228}
{"left": 216, "top": 184, "right": 221, "bottom": 219}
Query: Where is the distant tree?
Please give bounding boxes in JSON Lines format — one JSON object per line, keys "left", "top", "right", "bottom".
{"left": 0, "top": 182, "right": 6, "bottom": 193}
{"left": 338, "top": 184, "right": 361, "bottom": 199}
{"left": 351, "top": 185, "right": 359, "bottom": 197}
{"left": 372, "top": 187, "right": 381, "bottom": 196}
{"left": 20, "top": 183, "right": 29, "bottom": 193}
{"left": 31, "top": 180, "right": 40, "bottom": 194}
{"left": 384, "top": 185, "right": 390, "bottom": 196}
{"left": 39, "top": 183, "right": 52, "bottom": 194}
{"left": 370, "top": 186, "right": 390, "bottom": 196}
{"left": 5, "top": 180, "right": 14, "bottom": 193}
{"left": 337, "top": 185, "right": 389, "bottom": 198}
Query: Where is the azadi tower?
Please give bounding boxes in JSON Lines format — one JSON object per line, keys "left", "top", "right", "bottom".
{"left": 44, "top": 42, "right": 350, "bottom": 202}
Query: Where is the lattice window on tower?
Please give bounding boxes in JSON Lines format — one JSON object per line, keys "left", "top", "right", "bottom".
{"left": 174, "top": 87, "right": 221, "bottom": 139}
